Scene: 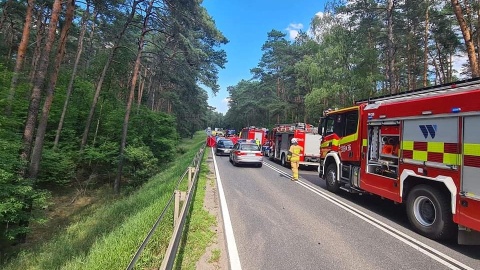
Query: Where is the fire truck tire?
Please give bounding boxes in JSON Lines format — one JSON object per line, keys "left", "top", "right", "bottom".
{"left": 281, "top": 154, "right": 289, "bottom": 168}
{"left": 406, "top": 185, "right": 456, "bottom": 240}
{"left": 325, "top": 164, "right": 340, "bottom": 193}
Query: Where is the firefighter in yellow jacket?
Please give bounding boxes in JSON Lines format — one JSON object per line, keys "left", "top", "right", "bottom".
{"left": 288, "top": 138, "right": 303, "bottom": 181}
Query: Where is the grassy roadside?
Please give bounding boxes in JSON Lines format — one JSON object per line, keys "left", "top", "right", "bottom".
{"left": 174, "top": 151, "right": 218, "bottom": 269}
{"left": 1, "top": 132, "right": 208, "bottom": 270}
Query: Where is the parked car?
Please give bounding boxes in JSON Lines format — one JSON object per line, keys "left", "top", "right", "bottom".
{"left": 229, "top": 142, "right": 263, "bottom": 167}
{"left": 215, "top": 139, "right": 234, "bottom": 156}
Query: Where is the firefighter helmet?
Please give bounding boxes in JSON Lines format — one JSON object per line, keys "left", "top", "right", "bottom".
{"left": 291, "top": 138, "right": 298, "bottom": 144}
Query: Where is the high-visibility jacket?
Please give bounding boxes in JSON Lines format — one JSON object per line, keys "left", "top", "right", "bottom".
{"left": 289, "top": 145, "right": 303, "bottom": 162}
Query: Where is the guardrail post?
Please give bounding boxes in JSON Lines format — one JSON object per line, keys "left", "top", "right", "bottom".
{"left": 188, "top": 166, "right": 194, "bottom": 188}
{"left": 174, "top": 190, "right": 186, "bottom": 227}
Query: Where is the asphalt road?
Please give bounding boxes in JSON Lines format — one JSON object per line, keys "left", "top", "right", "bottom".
{"left": 212, "top": 150, "right": 480, "bottom": 270}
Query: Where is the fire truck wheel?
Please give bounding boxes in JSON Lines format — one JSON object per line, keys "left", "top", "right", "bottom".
{"left": 406, "top": 185, "right": 456, "bottom": 240}
{"left": 281, "top": 154, "right": 290, "bottom": 168}
{"left": 325, "top": 164, "right": 340, "bottom": 193}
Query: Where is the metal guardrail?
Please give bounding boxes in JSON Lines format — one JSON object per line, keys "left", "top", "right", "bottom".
{"left": 126, "top": 143, "right": 206, "bottom": 270}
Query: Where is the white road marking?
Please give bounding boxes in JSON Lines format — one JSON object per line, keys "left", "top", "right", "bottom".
{"left": 212, "top": 148, "right": 242, "bottom": 270}
{"left": 263, "top": 162, "right": 474, "bottom": 270}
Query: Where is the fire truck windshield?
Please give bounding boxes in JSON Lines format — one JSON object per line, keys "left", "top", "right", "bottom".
{"left": 320, "top": 116, "right": 335, "bottom": 136}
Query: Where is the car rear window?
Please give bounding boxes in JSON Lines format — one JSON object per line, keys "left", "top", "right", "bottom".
{"left": 222, "top": 140, "right": 234, "bottom": 146}
{"left": 240, "top": 144, "right": 259, "bottom": 151}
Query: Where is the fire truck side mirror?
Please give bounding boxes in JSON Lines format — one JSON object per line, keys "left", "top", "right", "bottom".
{"left": 319, "top": 117, "right": 325, "bottom": 136}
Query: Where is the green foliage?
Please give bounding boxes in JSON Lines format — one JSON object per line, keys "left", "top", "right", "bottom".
{"left": 129, "top": 108, "right": 178, "bottom": 162}
{"left": 37, "top": 148, "right": 76, "bottom": 187}
{"left": 123, "top": 144, "right": 158, "bottom": 186}
{"left": 79, "top": 142, "right": 119, "bottom": 177}
{"left": 0, "top": 169, "right": 50, "bottom": 242}
{"left": 1, "top": 132, "right": 207, "bottom": 270}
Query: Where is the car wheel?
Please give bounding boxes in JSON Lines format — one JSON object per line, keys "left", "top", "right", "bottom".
{"left": 406, "top": 185, "right": 456, "bottom": 240}
{"left": 325, "top": 164, "right": 340, "bottom": 193}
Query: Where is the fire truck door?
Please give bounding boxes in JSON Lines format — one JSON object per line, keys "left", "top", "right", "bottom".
{"left": 254, "top": 132, "right": 263, "bottom": 144}
{"left": 459, "top": 115, "right": 480, "bottom": 233}
{"left": 462, "top": 115, "right": 480, "bottom": 199}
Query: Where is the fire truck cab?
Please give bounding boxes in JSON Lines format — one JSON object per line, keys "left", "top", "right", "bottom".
{"left": 319, "top": 78, "right": 480, "bottom": 244}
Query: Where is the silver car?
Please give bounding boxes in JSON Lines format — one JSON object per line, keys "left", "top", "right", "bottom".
{"left": 229, "top": 142, "right": 263, "bottom": 167}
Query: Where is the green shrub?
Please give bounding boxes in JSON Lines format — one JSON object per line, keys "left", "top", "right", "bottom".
{"left": 124, "top": 144, "right": 159, "bottom": 187}
{"left": 37, "top": 148, "right": 76, "bottom": 186}
{"left": 0, "top": 169, "right": 50, "bottom": 241}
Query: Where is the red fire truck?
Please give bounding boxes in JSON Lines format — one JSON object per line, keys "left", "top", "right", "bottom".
{"left": 318, "top": 78, "right": 480, "bottom": 244}
{"left": 268, "top": 123, "right": 321, "bottom": 167}
{"left": 240, "top": 126, "right": 266, "bottom": 145}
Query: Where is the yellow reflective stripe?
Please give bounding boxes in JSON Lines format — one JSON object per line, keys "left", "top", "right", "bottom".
{"left": 443, "top": 153, "right": 461, "bottom": 165}
{"left": 321, "top": 139, "right": 339, "bottom": 147}
{"left": 427, "top": 142, "right": 444, "bottom": 153}
{"left": 339, "top": 133, "right": 358, "bottom": 144}
{"left": 362, "top": 139, "right": 367, "bottom": 147}
{"left": 464, "top": 143, "right": 480, "bottom": 156}
{"left": 413, "top": 151, "right": 427, "bottom": 161}
{"left": 402, "top": 141, "right": 414, "bottom": 150}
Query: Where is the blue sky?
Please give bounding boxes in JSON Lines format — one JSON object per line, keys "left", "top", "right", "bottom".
{"left": 202, "top": 0, "right": 327, "bottom": 114}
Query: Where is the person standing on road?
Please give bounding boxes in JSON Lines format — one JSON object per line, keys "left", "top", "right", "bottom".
{"left": 288, "top": 138, "right": 303, "bottom": 181}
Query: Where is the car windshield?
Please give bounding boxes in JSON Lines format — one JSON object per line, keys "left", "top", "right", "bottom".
{"left": 240, "top": 144, "right": 259, "bottom": 151}
{"left": 221, "top": 140, "right": 234, "bottom": 147}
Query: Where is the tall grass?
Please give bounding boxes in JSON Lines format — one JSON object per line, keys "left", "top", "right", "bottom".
{"left": 2, "top": 132, "right": 207, "bottom": 270}
{"left": 174, "top": 155, "right": 217, "bottom": 269}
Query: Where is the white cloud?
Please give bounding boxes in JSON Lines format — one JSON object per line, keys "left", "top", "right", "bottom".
{"left": 286, "top": 23, "right": 303, "bottom": 40}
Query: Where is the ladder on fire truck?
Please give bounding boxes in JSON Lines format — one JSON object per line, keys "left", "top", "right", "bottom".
{"left": 275, "top": 123, "right": 318, "bottom": 133}
{"left": 356, "top": 77, "right": 480, "bottom": 105}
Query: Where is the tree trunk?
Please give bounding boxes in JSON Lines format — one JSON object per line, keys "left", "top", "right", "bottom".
{"left": 81, "top": 0, "right": 142, "bottom": 151}
{"left": 423, "top": 1, "right": 430, "bottom": 87}
{"left": 54, "top": 0, "right": 90, "bottom": 149}
{"left": 436, "top": 42, "right": 446, "bottom": 83}
{"left": 5, "top": 0, "right": 34, "bottom": 116}
{"left": 115, "top": 0, "right": 154, "bottom": 194}
{"left": 386, "top": 0, "right": 397, "bottom": 94}
{"left": 20, "top": 0, "right": 62, "bottom": 178}
{"left": 477, "top": 6, "right": 480, "bottom": 69}
{"left": 451, "top": 0, "right": 479, "bottom": 77}
{"left": 136, "top": 67, "right": 147, "bottom": 112}
{"left": 29, "top": 0, "right": 75, "bottom": 179}
{"left": 84, "top": 9, "right": 98, "bottom": 70}
{"left": 29, "top": 8, "right": 45, "bottom": 82}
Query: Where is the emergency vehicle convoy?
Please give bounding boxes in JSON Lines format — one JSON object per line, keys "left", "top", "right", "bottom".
{"left": 318, "top": 78, "right": 480, "bottom": 244}
{"left": 267, "top": 123, "right": 321, "bottom": 167}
